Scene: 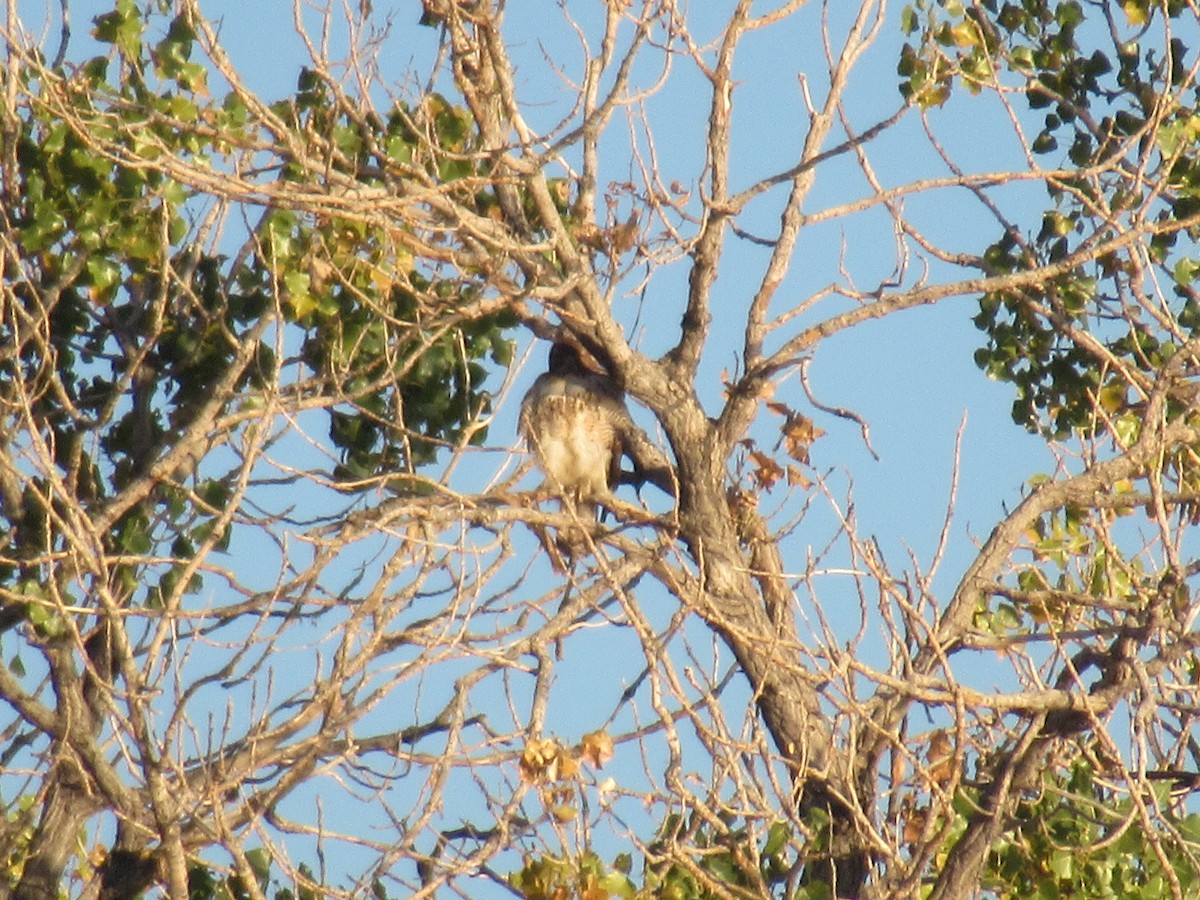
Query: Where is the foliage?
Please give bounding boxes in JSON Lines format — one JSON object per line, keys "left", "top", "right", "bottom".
{"left": 185, "top": 854, "right": 327, "bottom": 900}
{"left": 984, "top": 760, "right": 1200, "bottom": 899}
{"left": 509, "top": 759, "right": 1200, "bottom": 900}
{"left": 902, "top": 0, "right": 1200, "bottom": 437}
{"left": 508, "top": 816, "right": 799, "bottom": 900}
{"left": 6, "top": 0, "right": 510, "bottom": 516}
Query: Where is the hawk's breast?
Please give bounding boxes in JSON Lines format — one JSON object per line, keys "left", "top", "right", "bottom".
{"left": 520, "top": 377, "right": 618, "bottom": 501}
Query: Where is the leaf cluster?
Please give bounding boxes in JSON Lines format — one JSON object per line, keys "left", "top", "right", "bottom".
{"left": 903, "top": 0, "right": 1200, "bottom": 438}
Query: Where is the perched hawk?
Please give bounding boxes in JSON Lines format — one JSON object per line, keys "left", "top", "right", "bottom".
{"left": 519, "top": 341, "right": 628, "bottom": 519}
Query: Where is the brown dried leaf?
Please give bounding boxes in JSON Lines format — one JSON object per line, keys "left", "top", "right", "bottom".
{"left": 749, "top": 450, "right": 784, "bottom": 491}
{"left": 573, "top": 220, "right": 604, "bottom": 250}
{"left": 926, "top": 730, "right": 956, "bottom": 788}
{"left": 609, "top": 212, "right": 639, "bottom": 255}
{"left": 781, "top": 413, "right": 824, "bottom": 463}
{"left": 557, "top": 751, "right": 580, "bottom": 780}
{"left": 785, "top": 465, "right": 811, "bottom": 489}
{"left": 903, "top": 805, "right": 929, "bottom": 845}
{"left": 580, "top": 730, "right": 615, "bottom": 768}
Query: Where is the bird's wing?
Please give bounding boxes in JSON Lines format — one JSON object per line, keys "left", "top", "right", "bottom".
{"left": 517, "top": 373, "right": 545, "bottom": 447}
{"left": 578, "top": 372, "right": 676, "bottom": 497}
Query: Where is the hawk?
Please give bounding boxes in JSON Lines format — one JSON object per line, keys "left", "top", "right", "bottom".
{"left": 518, "top": 341, "right": 628, "bottom": 520}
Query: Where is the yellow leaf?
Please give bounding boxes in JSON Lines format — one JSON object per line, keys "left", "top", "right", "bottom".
{"left": 369, "top": 264, "right": 395, "bottom": 293}
{"left": 1122, "top": 0, "right": 1149, "bottom": 25}
{"left": 519, "top": 737, "right": 561, "bottom": 784}
{"left": 550, "top": 803, "right": 577, "bottom": 823}
{"left": 1098, "top": 382, "right": 1127, "bottom": 414}
{"left": 950, "top": 21, "right": 979, "bottom": 48}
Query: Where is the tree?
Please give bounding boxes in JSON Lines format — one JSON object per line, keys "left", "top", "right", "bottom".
{"left": 3, "top": 0, "right": 1200, "bottom": 897}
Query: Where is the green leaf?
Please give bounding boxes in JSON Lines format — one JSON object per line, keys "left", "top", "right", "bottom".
{"left": 27, "top": 601, "right": 67, "bottom": 640}
{"left": 1173, "top": 258, "right": 1199, "bottom": 286}
{"left": 283, "top": 270, "right": 316, "bottom": 319}
{"left": 85, "top": 256, "right": 122, "bottom": 302}
{"left": 92, "top": 0, "right": 143, "bottom": 57}
{"left": 597, "top": 871, "right": 637, "bottom": 898}
{"left": 763, "top": 821, "right": 790, "bottom": 857}
{"left": 244, "top": 847, "right": 271, "bottom": 887}
{"left": 701, "top": 852, "right": 740, "bottom": 885}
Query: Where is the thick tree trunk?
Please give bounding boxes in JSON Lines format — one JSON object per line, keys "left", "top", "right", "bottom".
{"left": 13, "top": 641, "right": 110, "bottom": 899}
{"left": 14, "top": 756, "right": 101, "bottom": 900}
{"left": 668, "top": 422, "right": 872, "bottom": 896}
